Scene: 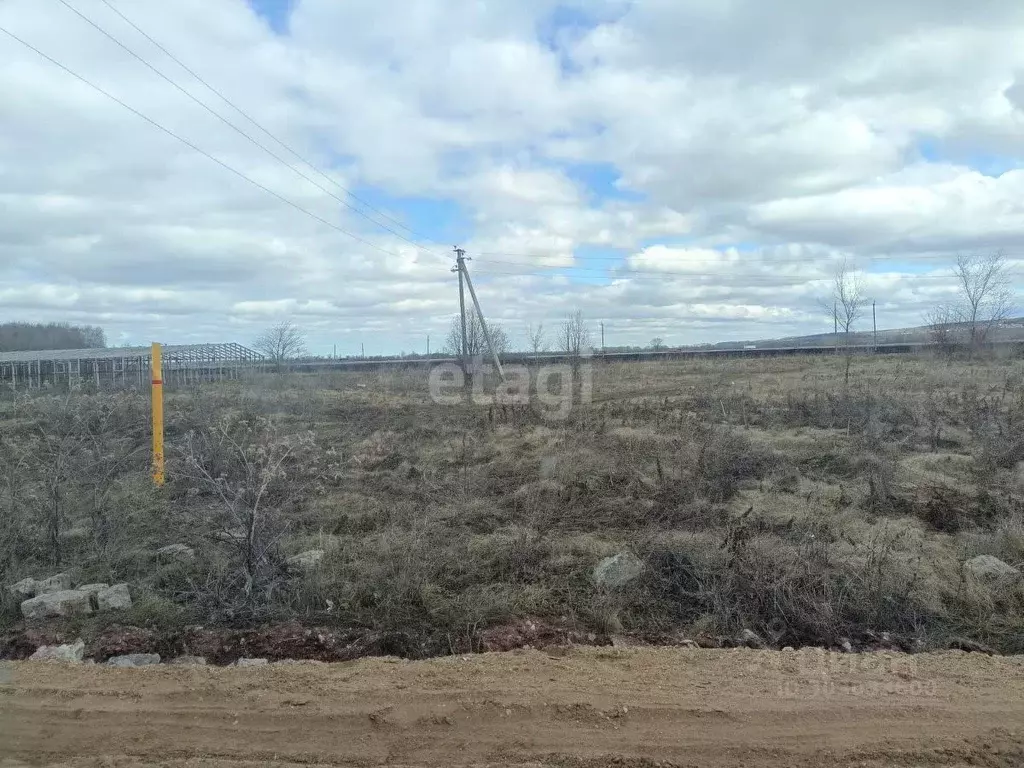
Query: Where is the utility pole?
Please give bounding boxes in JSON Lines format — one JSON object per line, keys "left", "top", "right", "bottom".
{"left": 872, "top": 300, "right": 877, "bottom": 352}
{"left": 333, "top": 343, "right": 336, "bottom": 359}
{"left": 452, "top": 250, "right": 470, "bottom": 373}
{"left": 600, "top": 321, "right": 605, "bottom": 353}
{"left": 454, "top": 246, "right": 504, "bottom": 380}
{"left": 426, "top": 335, "right": 430, "bottom": 357}
{"left": 361, "top": 342, "right": 364, "bottom": 359}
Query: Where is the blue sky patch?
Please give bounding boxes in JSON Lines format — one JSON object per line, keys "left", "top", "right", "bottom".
{"left": 566, "top": 161, "right": 646, "bottom": 203}
{"left": 347, "top": 185, "right": 467, "bottom": 248}
{"left": 914, "top": 136, "right": 1021, "bottom": 177}
{"left": 247, "top": 0, "right": 295, "bottom": 34}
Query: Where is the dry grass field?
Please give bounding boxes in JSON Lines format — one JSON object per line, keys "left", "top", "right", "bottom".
{"left": 2, "top": 352, "right": 1023, "bottom": 657}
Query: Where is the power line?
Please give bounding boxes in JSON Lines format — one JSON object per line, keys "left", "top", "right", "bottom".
{"left": 472, "top": 259, "right": 974, "bottom": 282}
{"left": 94, "top": 0, "right": 432, "bottom": 244}
{"left": 0, "top": 23, "right": 411, "bottom": 259}
{"left": 476, "top": 249, "right": 1022, "bottom": 265}
{"left": 53, "top": 0, "right": 440, "bottom": 255}
{"left": 470, "top": 266, "right": 970, "bottom": 284}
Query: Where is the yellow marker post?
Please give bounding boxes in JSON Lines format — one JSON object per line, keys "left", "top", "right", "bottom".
{"left": 151, "top": 342, "right": 165, "bottom": 487}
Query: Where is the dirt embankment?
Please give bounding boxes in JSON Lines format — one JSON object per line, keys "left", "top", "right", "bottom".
{"left": 2, "top": 647, "right": 1023, "bottom": 768}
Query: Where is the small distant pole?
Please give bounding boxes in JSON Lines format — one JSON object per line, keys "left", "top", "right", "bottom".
{"left": 427, "top": 335, "right": 430, "bottom": 357}
{"left": 333, "top": 343, "right": 337, "bottom": 359}
{"left": 151, "top": 342, "right": 165, "bottom": 487}
{"left": 361, "top": 342, "right": 365, "bottom": 359}
{"left": 600, "top": 321, "right": 605, "bottom": 353}
{"left": 872, "top": 301, "right": 877, "bottom": 352}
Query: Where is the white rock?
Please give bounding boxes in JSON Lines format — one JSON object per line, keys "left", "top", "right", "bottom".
{"left": 213, "top": 529, "right": 246, "bottom": 543}
{"left": 737, "top": 629, "right": 765, "bottom": 649}
{"left": 286, "top": 549, "right": 324, "bottom": 571}
{"left": 76, "top": 583, "right": 109, "bottom": 597}
{"left": 29, "top": 639, "right": 85, "bottom": 662}
{"left": 593, "top": 552, "right": 645, "bottom": 588}
{"left": 35, "top": 573, "right": 73, "bottom": 594}
{"left": 7, "top": 577, "right": 38, "bottom": 600}
{"left": 965, "top": 555, "right": 1020, "bottom": 580}
{"left": 21, "top": 590, "right": 93, "bottom": 620}
{"left": 233, "top": 658, "right": 268, "bottom": 667}
{"left": 106, "top": 653, "right": 160, "bottom": 667}
{"left": 156, "top": 544, "right": 195, "bottom": 563}
{"left": 96, "top": 583, "right": 132, "bottom": 611}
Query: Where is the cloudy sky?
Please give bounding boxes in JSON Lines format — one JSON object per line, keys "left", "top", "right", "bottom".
{"left": 1, "top": 0, "right": 1022, "bottom": 354}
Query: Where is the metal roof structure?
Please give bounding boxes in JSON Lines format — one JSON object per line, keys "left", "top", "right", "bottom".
{"left": 0, "top": 342, "right": 263, "bottom": 365}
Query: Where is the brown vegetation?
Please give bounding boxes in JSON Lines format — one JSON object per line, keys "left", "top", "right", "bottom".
{"left": 1, "top": 352, "right": 1023, "bottom": 656}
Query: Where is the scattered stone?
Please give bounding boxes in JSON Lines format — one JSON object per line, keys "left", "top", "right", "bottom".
{"left": 676, "top": 639, "right": 699, "bottom": 649}
{"left": 96, "top": 584, "right": 132, "bottom": 611}
{"left": 737, "top": 629, "right": 765, "bottom": 649}
{"left": 948, "top": 637, "right": 997, "bottom": 655}
{"left": 77, "top": 583, "right": 110, "bottom": 597}
{"left": 21, "top": 590, "right": 93, "bottom": 620}
{"left": 156, "top": 544, "right": 196, "bottom": 563}
{"left": 782, "top": 646, "right": 795, "bottom": 652}
{"left": 35, "top": 573, "right": 74, "bottom": 595}
{"left": 213, "top": 528, "right": 247, "bottom": 543}
{"left": 286, "top": 549, "right": 324, "bottom": 571}
{"left": 593, "top": 552, "right": 645, "bottom": 588}
{"left": 7, "top": 577, "right": 38, "bottom": 600}
{"left": 965, "top": 555, "right": 1020, "bottom": 581}
{"left": 234, "top": 658, "right": 268, "bottom": 667}
{"left": 840, "top": 638, "right": 854, "bottom": 653}
{"left": 106, "top": 653, "right": 161, "bottom": 668}
{"left": 168, "top": 655, "right": 208, "bottom": 666}
{"left": 29, "top": 639, "right": 85, "bottom": 663}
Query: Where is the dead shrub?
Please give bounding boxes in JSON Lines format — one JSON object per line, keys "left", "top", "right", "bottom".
{"left": 171, "top": 413, "right": 316, "bottom": 619}
{"left": 693, "top": 428, "right": 772, "bottom": 502}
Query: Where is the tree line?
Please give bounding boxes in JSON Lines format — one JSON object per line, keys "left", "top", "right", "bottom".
{"left": 0, "top": 322, "right": 106, "bottom": 353}
{"left": 254, "top": 252, "right": 1015, "bottom": 367}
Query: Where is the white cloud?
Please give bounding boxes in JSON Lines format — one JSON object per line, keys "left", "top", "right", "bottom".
{"left": 0, "top": 0, "right": 1022, "bottom": 352}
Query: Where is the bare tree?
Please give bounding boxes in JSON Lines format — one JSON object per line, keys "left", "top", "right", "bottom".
{"left": 924, "top": 304, "right": 960, "bottom": 359}
{"left": 443, "top": 313, "right": 509, "bottom": 359}
{"left": 254, "top": 321, "right": 307, "bottom": 370}
{"left": 954, "top": 252, "right": 1014, "bottom": 350}
{"left": 824, "top": 261, "right": 868, "bottom": 385}
{"left": 527, "top": 322, "right": 547, "bottom": 359}
{"left": 650, "top": 337, "right": 666, "bottom": 351}
{"left": 560, "top": 309, "right": 591, "bottom": 381}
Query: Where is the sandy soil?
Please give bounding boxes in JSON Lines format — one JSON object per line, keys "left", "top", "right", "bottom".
{"left": 1, "top": 647, "right": 1022, "bottom": 767}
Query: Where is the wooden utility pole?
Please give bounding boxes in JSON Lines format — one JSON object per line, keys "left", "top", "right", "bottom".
{"left": 600, "top": 321, "right": 605, "bottom": 353}
{"left": 454, "top": 246, "right": 504, "bottom": 380}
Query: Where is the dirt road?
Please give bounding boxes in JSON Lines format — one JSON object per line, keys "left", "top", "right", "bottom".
{"left": 1, "top": 647, "right": 1022, "bottom": 767}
